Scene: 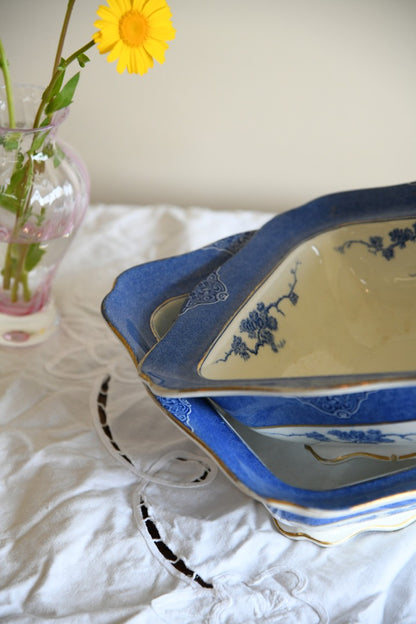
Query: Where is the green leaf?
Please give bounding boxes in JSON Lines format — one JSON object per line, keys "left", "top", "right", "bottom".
{"left": 77, "top": 53, "right": 90, "bottom": 68}
{"left": 24, "top": 243, "right": 46, "bottom": 272}
{"left": 48, "top": 67, "right": 65, "bottom": 100}
{"left": 0, "top": 156, "right": 33, "bottom": 215}
{"left": 45, "top": 72, "right": 80, "bottom": 114}
{"left": 0, "top": 132, "right": 21, "bottom": 151}
{"left": 40, "top": 116, "right": 52, "bottom": 127}
{"left": 42, "top": 143, "right": 55, "bottom": 158}
{"left": 31, "top": 129, "right": 49, "bottom": 153}
{"left": 53, "top": 144, "right": 65, "bottom": 168}
{"left": 0, "top": 193, "right": 20, "bottom": 214}
{"left": 8, "top": 160, "right": 27, "bottom": 192}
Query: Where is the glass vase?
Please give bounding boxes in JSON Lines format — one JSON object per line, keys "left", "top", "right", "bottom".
{"left": 0, "top": 84, "right": 89, "bottom": 346}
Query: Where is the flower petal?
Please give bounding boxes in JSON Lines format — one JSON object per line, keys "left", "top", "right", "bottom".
{"left": 93, "top": 30, "right": 119, "bottom": 53}
{"left": 132, "top": 0, "right": 147, "bottom": 10}
{"left": 148, "top": 22, "right": 176, "bottom": 41}
{"left": 142, "top": 0, "right": 172, "bottom": 18}
{"left": 107, "top": 0, "right": 131, "bottom": 13}
{"left": 143, "top": 37, "right": 168, "bottom": 63}
{"left": 95, "top": 5, "right": 119, "bottom": 22}
{"left": 107, "top": 39, "right": 125, "bottom": 63}
{"left": 130, "top": 47, "right": 153, "bottom": 74}
{"left": 116, "top": 47, "right": 130, "bottom": 74}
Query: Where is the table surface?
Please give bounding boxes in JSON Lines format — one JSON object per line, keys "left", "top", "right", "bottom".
{"left": 1, "top": 204, "right": 416, "bottom": 624}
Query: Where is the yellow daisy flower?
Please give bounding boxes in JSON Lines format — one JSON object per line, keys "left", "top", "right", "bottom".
{"left": 93, "top": 0, "right": 176, "bottom": 75}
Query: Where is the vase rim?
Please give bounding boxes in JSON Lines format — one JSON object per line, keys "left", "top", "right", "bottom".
{"left": 0, "top": 83, "right": 69, "bottom": 134}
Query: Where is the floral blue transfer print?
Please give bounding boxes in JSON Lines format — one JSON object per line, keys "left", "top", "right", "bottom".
{"left": 335, "top": 222, "right": 416, "bottom": 261}
{"left": 286, "top": 429, "right": 416, "bottom": 444}
{"left": 296, "top": 393, "right": 369, "bottom": 419}
{"left": 157, "top": 397, "right": 193, "bottom": 431}
{"left": 218, "top": 261, "right": 300, "bottom": 362}
{"left": 180, "top": 269, "right": 228, "bottom": 315}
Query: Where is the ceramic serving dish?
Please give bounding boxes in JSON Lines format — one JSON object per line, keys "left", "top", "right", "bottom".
{"left": 102, "top": 219, "right": 416, "bottom": 545}
{"left": 138, "top": 183, "right": 416, "bottom": 459}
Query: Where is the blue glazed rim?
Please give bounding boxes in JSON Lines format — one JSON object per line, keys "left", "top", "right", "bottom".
{"left": 101, "top": 230, "right": 255, "bottom": 364}
{"left": 101, "top": 223, "right": 416, "bottom": 520}
{"left": 139, "top": 182, "right": 416, "bottom": 397}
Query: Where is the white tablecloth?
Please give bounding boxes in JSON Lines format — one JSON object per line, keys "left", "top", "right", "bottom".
{"left": 1, "top": 204, "right": 416, "bottom": 623}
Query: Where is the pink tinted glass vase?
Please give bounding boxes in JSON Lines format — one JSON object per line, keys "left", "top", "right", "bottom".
{"left": 0, "top": 84, "right": 89, "bottom": 346}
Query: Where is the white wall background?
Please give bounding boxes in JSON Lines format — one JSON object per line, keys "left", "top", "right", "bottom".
{"left": 2, "top": 0, "right": 416, "bottom": 213}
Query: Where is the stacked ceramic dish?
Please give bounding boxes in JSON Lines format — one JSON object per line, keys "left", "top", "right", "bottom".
{"left": 102, "top": 182, "right": 416, "bottom": 546}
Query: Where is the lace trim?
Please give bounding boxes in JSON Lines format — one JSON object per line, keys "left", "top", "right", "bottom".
{"left": 94, "top": 374, "right": 213, "bottom": 590}
{"left": 97, "top": 375, "right": 134, "bottom": 466}
{"left": 139, "top": 495, "right": 213, "bottom": 589}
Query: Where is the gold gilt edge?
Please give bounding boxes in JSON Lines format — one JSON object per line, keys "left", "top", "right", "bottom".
{"left": 305, "top": 444, "right": 416, "bottom": 464}
{"left": 102, "top": 314, "right": 142, "bottom": 372}
{"left": 273, "top": 512, "right": 416, "bottom": 546}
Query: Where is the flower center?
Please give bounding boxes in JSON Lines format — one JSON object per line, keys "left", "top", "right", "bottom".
{"left": 119, "top": 11, "right": 147, "bottom": 47}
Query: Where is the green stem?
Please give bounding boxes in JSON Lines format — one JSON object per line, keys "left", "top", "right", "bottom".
{"left": 0, "top": 38, "right": 16, "bottom": 128}
{"left": 2, "top": 244, "right": 12, "bottom": 289}
{"left": 10, "top": 244, "right": 28, "bottom": 303}
{"left": 33, "top": 39, "right": 95, "bottom": 129}
{"left": 0, "top": 0, "right": 95, "bottom": 304}
{"left": 2, "top": 159, "right": 34, "bottom": 293}
{"left": 64, "top": 40, "right": 95, "bottom": 70}
{"left": 21, "top": 269, "right": 31, "bottom": 302}
{"left": 51, "top": 0, "right": 77, "bottom": 78}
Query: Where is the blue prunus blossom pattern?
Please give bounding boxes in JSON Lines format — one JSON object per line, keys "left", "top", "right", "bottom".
{"left": 218, "top": 261, "right": 300, "bottom": 362}
{"left": 336, "top": 222, "right": 416, "bottom": 260}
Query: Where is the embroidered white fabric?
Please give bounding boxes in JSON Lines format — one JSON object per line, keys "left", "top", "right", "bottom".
{"left": 1, "top": 204, "right": 416, "bottom": 623}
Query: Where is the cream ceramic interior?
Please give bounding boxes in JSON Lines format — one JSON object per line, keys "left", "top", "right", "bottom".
{"left": 150, "top": 295, "right": 187, "bottom": 341}
{"left": 201, "top": 218, "right": 416, "bottom": 380}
